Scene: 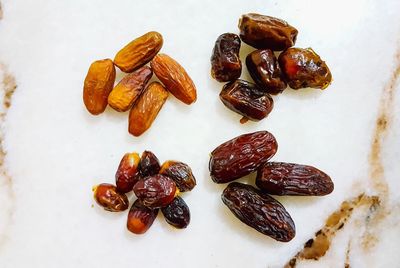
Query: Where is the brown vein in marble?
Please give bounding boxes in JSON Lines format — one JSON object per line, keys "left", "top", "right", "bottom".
{"left": 344, "top": 240, "right": 351, "bottom": 268}
{"left": 0, "top": 2, "right": 3, "bottom": 20}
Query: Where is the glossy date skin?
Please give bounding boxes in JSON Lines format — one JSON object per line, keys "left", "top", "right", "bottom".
{"left": 160, "top": 161, "right": 196, "bottom": 192}
{"left": 278, "top": 47, "right": 332, "bottom": 89}
{"left": 222, "top": 182, "right": 295, "bottom": 242}
{"left": 93, "top": 183, "right": 129, "bottom": 212}
{"left": 211, "top": 33, "right": 242, "bottom": 82}
{"left": 139, "top": 150, "right": 161, "bottom": 178}
{"left": 238, "top": 13, "right": 298, "bottom": 51}
{"left": 220, "top": 79, "right": 274, "bottom": 122}
{"left": 161, "top": 196, "right": 191, "bottom": 229}
{"left": 127, "top": 199, "right": 159, "bottom": 234}
{"left": 115, "top": 152, "right": 141, "bottom": 193}
{"left": 209, "top": 131, "right": 278, "bottom": 183}
{"left": 246, "top": 49, "right": 287, "bottom": 94}
{"left": 256, "top": 162, "right": 334, "bottom": 196}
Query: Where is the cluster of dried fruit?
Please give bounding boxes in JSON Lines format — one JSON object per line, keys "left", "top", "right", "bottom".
{"left": 83, "top": 31, "right": 197, "bottom": 136}
{"left": 211, "top": 13, "right": 332, "bottom": 123}
{"left": 209, "top": 131, "right": 334, "bottom": 242}
{"left": 93, "top": 151, "right": 196, "bottom": 234}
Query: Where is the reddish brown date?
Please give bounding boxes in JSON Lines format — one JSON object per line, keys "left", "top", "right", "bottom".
{"left": 211, "top": 33, "right": 242, "bottom": 82}
{"left": 93, "top": 183, "right": 129, "bottom": 212}
{"left": 238, "top": 13, "right": 298, "bottom": 51}
{"left": 246, "top": 49, "right": 287, "bottom": 94}
{"left": 115, "top": 152, "right": 141, "bottom": 193}
{"left": 161, "top": 196, "right": 190, "bottom": 229}
{"left": 256, "top": 162, "right": 334, "bottom": 196}
{"left": 278, "top": 47, "right": 332, "bottom": 89}
{"left": 127, "top": 199, "right": 159, "bottom": 234}
{"left": 220, "top": 79, "right": 274, "bottom": 122}
{"left": 160, "top": 161, "right": 196, "bottom": 192}
{"left": 133, "top": 174, "right": 178, "bottom": 208}
{"left": 209, "top": 131, "right": 278, "bottom": 183}
{"left": 139, "top": 150, "right": 161, "bottom": 178}
{"left": 222, "top": 182, "right": 295, "bottom": 242}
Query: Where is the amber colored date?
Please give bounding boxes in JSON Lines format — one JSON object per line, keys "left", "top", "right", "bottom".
{"left": 161, "top": 196, "right": 190, "bottom": 229}
{"left": 211, "top": 33, "right": 242, "bottom": 82}
{"left": 220, "top": 80, "right": 274, "bottom": 122}
{"left": 246, "top": 49, "right": 287, "bottom": 94}
{"left": 278, "top": 47, "right": 332, "bottom": 89}
{"left": 139, "top": 150, "right": 161, "bottom": 178}
{"left": 222, "top": 182, "right": 295, "bottom": 242}
{"left": 133, "top": 174, "right": 178, "bottom": 208}
{"left": 238, "top": 13, "right": 298, "bottom": 51}
{"left": 209, "top": 131, "right": 278, "bottom": 183}
{"left": 256, "top": 162, "right": 334, "bottom": 196}
{"left": 160, "top": 161, "right": 196, "bottom": 192}
{"left": 115, "top": 152, "right": 141, "bottom": 193}
{"left": 93, "top": 183, "right": 129, "bottom": 212}
{"left": 127, "top": 199, "right": 159, "bottom": 234}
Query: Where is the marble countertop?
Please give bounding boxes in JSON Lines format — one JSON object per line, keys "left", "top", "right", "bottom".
{"left": 0, "top": 0, "right": 399, "bottom": 267}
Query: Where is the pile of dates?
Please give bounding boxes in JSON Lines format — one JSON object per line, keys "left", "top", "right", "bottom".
{"left": 209, "top": 131, "right": 334, "bottom": 242}
{"left": 211, "top": 13, "right": 332, "bottom": 123}
{"left": 83, "top": 31, "right": 197, "bottom": 136}
{"left": 93, "top": 151, "right": 196, "bottom": 234}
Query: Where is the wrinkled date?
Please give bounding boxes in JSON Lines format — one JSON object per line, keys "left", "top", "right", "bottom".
{"left": 115, "top": 152, "right": 141, "bottom": 193}
{"left": 220, "top": 79, "right": 274, "bottom": 122}
{"left": 133, "top": 174, "right": 178, "bottom": 208}
{"left": 160, "top": 161, "right": 196, "bottom": 192}
{"left": 246, "top": 49, "right": 287, "bottom": 94}
{"left": 211, "top": 33, "right": 242, "bottom": 82}
{"left": 209, "top": 131, "right": 278, "bottom": 183}
{"left": 278, "top": 47, "right": 332, "bottom": 89}
{"left": 93, "top": 183, "right": 129, "bottom": 212}
{"left": 139, "top": 150, "right": 161, "bottom": 178}
{"left": 238, "top": 13, "right": 298, "bottom": 51}
{"left": 127, "top": 199, "right": 159, "bottom": 234}
{"left": 161, "top": 196, "right": 191, "bottom": 229}
{"left": 222, "top": 182, "right": 295, "bottom": 242}
{"left": 256, "top": 162, "right": 334, "bottom": 196}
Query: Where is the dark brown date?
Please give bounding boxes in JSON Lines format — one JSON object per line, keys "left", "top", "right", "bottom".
{"left": 220, "top": 79, "right": 274, "bottom": 122}
{"left": 161, "top": 196, "right": 190, "bottom": 229}
{"left": 278, "top": 47, "right": 332, "bottom": 89}
{"left": 127, "top": 199, "right": 159, "bottom": 234}
{"left": 211, "top": 33, "right": 242, "bottom": 82}
{"left": 222, "top": 182, "right": 295, "bottom": 242}
{"left": 256, "top": 162, "right": 334, "bottom": 196}
{"left": 139, "top": 150, "right": 161, "bottom": 178}
{"left": 93, "top": 183, "right": 129, "bottom": 212}
{"left": 133, "top": 174, "right": 178, "bottom": 208}
{"left": 115, "top": 152, "right": 141, "bottom": 193}
{"left": 246, "top": 49, "right": 287, "bottom": 94}
{"left": 160, "top": 161, "right": 196, "bottom": 192}
{"left": 209, "top": 131, "right": 278, "bottom": 183}
{"left": 238, "top": 13, "right": 298, "bottom": 51}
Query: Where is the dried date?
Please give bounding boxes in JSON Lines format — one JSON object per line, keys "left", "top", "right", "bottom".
{"left": 160, "top": 161, "right": 196, "bottom": 192}
{"left": 256, "top": 162, "right": 334, "bottom": 196}
{"left": 93, "top": 183, "right": 129, "bottom": 212}
{"left": 115, "top": 152, "right": 141, "bottom": 193}
{"left": 139, "top": 150, "right": 161, "bottom": 178}
{"left": 211, "top": 33, "right": 242, "bottom": 82}
{"left": 220, "top": 79, "right": 274, "bottom": 122}
{"left": 222, "top": 182, "right": 295, "bottom": 242}
{"left": 209, "top": 131, "right": 278, "bottom": 183}
{"left": 161, "top": 196, "right": 190, "bottom": 229}
{"left": 127, "top": 199, "right": 159, "bottom": 234}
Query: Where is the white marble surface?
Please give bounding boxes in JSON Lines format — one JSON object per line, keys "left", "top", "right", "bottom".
{"left": 0, "top": 0, "right": 399, "bottom": 267}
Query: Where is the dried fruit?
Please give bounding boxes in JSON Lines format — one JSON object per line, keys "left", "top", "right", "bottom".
{"left": 128, "top": 82, "right": 168, "bottom": 136}
{"left": 238, "top": 13, "right": 298, "bottom": 51}
{"left": 83, "top": 59, "right": 116, "bottom": 115}
{"left": 161, "top": 196, "right": 190, "bottom": 229}
{"left": 139, "top": 150, "right": 161, "bottom": 178}
{"left": 211, "top": 33, "right": 242, "bottom": 82}
{"left": 222, "top": 182, "right": 295, "bottom": 242}
{"left": 115, "top": 152, "right": 141, "bottom": 193}
{"left": 133, "top": 174, "right": 178, "bottom": 208}
{"left": 151, "top": 54, "right": 197, "bottom": 105}
{"left": 108, "top": 66, "right": 153, "bottom": 112}
{"left": 160, "top": 161, "right": 196, "bottom": 192}
{"left": 114, "top": 31, "right": 163, "bottom": 73}
{"left": 127, "top": 199, "right": 159, "bottom": 234}
{"left": 256, "top": 162, "right": 334, "bottom": 196}
{"left": 246, "top": 49, "right": 287, "bottom": 94}
{"left": 278, "top": 47, "right": 332, "bottom": 89}
{"left": 209, "top": 131, "right": 278, "bottom": 183}
{"left": 93, "top": 183, "right": 129, "bottom": 212}
{"left": 220, "top": 79, "right": 274, "bottom": 122}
